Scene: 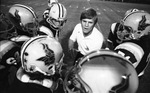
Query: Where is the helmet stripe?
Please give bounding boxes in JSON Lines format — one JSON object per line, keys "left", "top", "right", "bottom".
{"left": 57, "top": 3, "right": 61, "bottom": 19}
{"left": 60, "top": 4, "right": 64, "bottom": 18}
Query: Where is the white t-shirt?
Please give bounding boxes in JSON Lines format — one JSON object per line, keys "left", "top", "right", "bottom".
{"left": 70, "top": 23, "right": 104, "bottom": 55}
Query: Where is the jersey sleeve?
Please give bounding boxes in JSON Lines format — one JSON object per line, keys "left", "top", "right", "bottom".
{"left": 69, "top": 24, "right": 80, "bottom": 42}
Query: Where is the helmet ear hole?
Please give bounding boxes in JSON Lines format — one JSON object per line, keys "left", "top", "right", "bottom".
{"left": 48, "top": 65, "right": 53, "bottom": 70}
{"left": 46, "top": 18, "right": 50, "bottom": 23}
{"left": 137, "top": 31, "right": 141, "bottom": 34}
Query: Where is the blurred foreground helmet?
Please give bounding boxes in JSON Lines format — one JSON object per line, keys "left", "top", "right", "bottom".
{"left": 8, "top": 4, "right": 39, "bottom": 35}
{"left": 20, "top": 36, "right": 64, "bottom": 76}
{"left": 48, "top": 0, "right": 58, "bottom": 7}
{"left": 117, "top": 10, "right": 150, "bottom": 41}
{"left": 63, "top": 50, "right": 139, "bottom": 93}
{"left": 124, "top": 8, "right": 139, "bottom": 17}
{"left": 46, "top": 3, "right": 67, "bottom": 29}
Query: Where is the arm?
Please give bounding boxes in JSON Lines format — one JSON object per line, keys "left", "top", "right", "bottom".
{"left": 68, "top": 24, "right": 79, "bottom": 50}
{"left": 68, "top": 39, "right": 75, "bottom": 50}
{"left": 107, "top": 31, "right": 114, "bottom": 50}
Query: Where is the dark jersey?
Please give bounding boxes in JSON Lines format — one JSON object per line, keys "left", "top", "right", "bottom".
{"left": 6, "top": 68, "right": 65, "bottom": 93}
{"left": 107, "top": 22, "right": 122, "bottom": 49}
{"left": 6, "top": 76, "right": 53, "bottom": 93}
{"left": 131, "top": 35, "right": 150, "bottom": 75}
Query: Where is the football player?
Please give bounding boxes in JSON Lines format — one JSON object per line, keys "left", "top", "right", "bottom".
{"left": 1, "top": 4, "right": 40, "bottom": 65}
{"left": 107, "top": 8, "right": 140, "bottom": 49}
{"left": 0, "top": 40, "right": 21, "bottom": 93}
{"left": 6, "top": 36, "right": 65, "bottom": 93}
{"left": 39, "top": 3, "right": 67, "bottom": 41}
{"left": 0, "top": 4, "right": 39, "bottom": 92}
{"left": 108, "top": 10, "right": 150, "bottom": 78}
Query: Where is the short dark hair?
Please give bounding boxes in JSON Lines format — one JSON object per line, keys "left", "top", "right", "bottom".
{"left": 80, "top": 8, "right": 98, "bottom": 24}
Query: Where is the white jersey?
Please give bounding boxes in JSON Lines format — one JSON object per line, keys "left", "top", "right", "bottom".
{"left": 70, "top": 23, "right": 104, "bottom": 55}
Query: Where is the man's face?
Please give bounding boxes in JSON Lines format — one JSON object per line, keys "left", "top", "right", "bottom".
{"left": 81, "top": 18, "right": 95, "bottom": 35}
{"left": 50, "top": 18, "right": 66, "bottom": 29}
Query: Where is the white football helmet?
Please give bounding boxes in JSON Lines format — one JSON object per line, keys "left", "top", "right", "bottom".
{"left": 48, "top": 0, "right": 58, "bottom": 7}
{"left": 46, "top": 3, "right": 67, "bottom": 29}
{"left": 117, "top": 10, "right": 150, "bottom": 41}
{"left": 63, "top": 50, "right": 139, "bottom": 93}
{"left": 20, "top": 35, "right": 64, "bottom": 76}
{"left": 114, "top": 42, "right": 145, "bottom": 77}
{"left": 8, "top": 4, "right": 39, "bottom": 35}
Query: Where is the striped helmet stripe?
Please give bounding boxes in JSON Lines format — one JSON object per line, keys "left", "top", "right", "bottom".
{"left": 57, "top": 3, "right": 65, "bottom": 19}
{"left": 57, "top": 3, "right": 61, "bottom": 19}
{"left": 60, "top": 4, "right": 64, "bottom": 18}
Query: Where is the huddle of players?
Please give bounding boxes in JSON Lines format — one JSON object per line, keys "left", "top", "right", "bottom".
{"left": 0, "top": 0, "right": 150, "bottom": 93}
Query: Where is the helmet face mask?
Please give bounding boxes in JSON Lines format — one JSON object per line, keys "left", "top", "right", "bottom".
{"left": 0, "top": 13, "right": 17, "bottom": 39}
{"left": 117, "top": 22, "right": 134, "bottom": 41}
{"left": 64, "top": 50, "right": 139, "bottom": 93}
{"left": 23, "top": 19, "right": 39, "bottom": 34}
{"left": 47, "top": 17, "right": 67, "bottom": 29}
{"left": 24, "top": 63, "right": 56, "bottom": 76}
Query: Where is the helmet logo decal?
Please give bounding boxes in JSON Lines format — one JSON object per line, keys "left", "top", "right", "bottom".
{"left": 37, "top": 43, "right": 55, "bottom": 66}
{"left": 14, "top": 9, "right": 21, "bottom": 24}
{"left": 110, "top": 74, "right": 130, "bottom": 93}
{"left": 138, "top": 15, "right": 150, "bottom": 31}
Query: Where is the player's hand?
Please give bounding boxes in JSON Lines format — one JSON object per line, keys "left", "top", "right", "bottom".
{"left": 68, "top": 48, "right": 79, "bottom": 59}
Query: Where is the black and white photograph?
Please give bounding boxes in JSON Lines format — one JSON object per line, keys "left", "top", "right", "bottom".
{"left": 0, "top": 0, "right": 150, "bottom": 93}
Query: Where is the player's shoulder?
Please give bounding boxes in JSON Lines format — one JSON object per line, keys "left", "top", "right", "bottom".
{"left": 73, "top": 23, "right": 82, "bottom": 31}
